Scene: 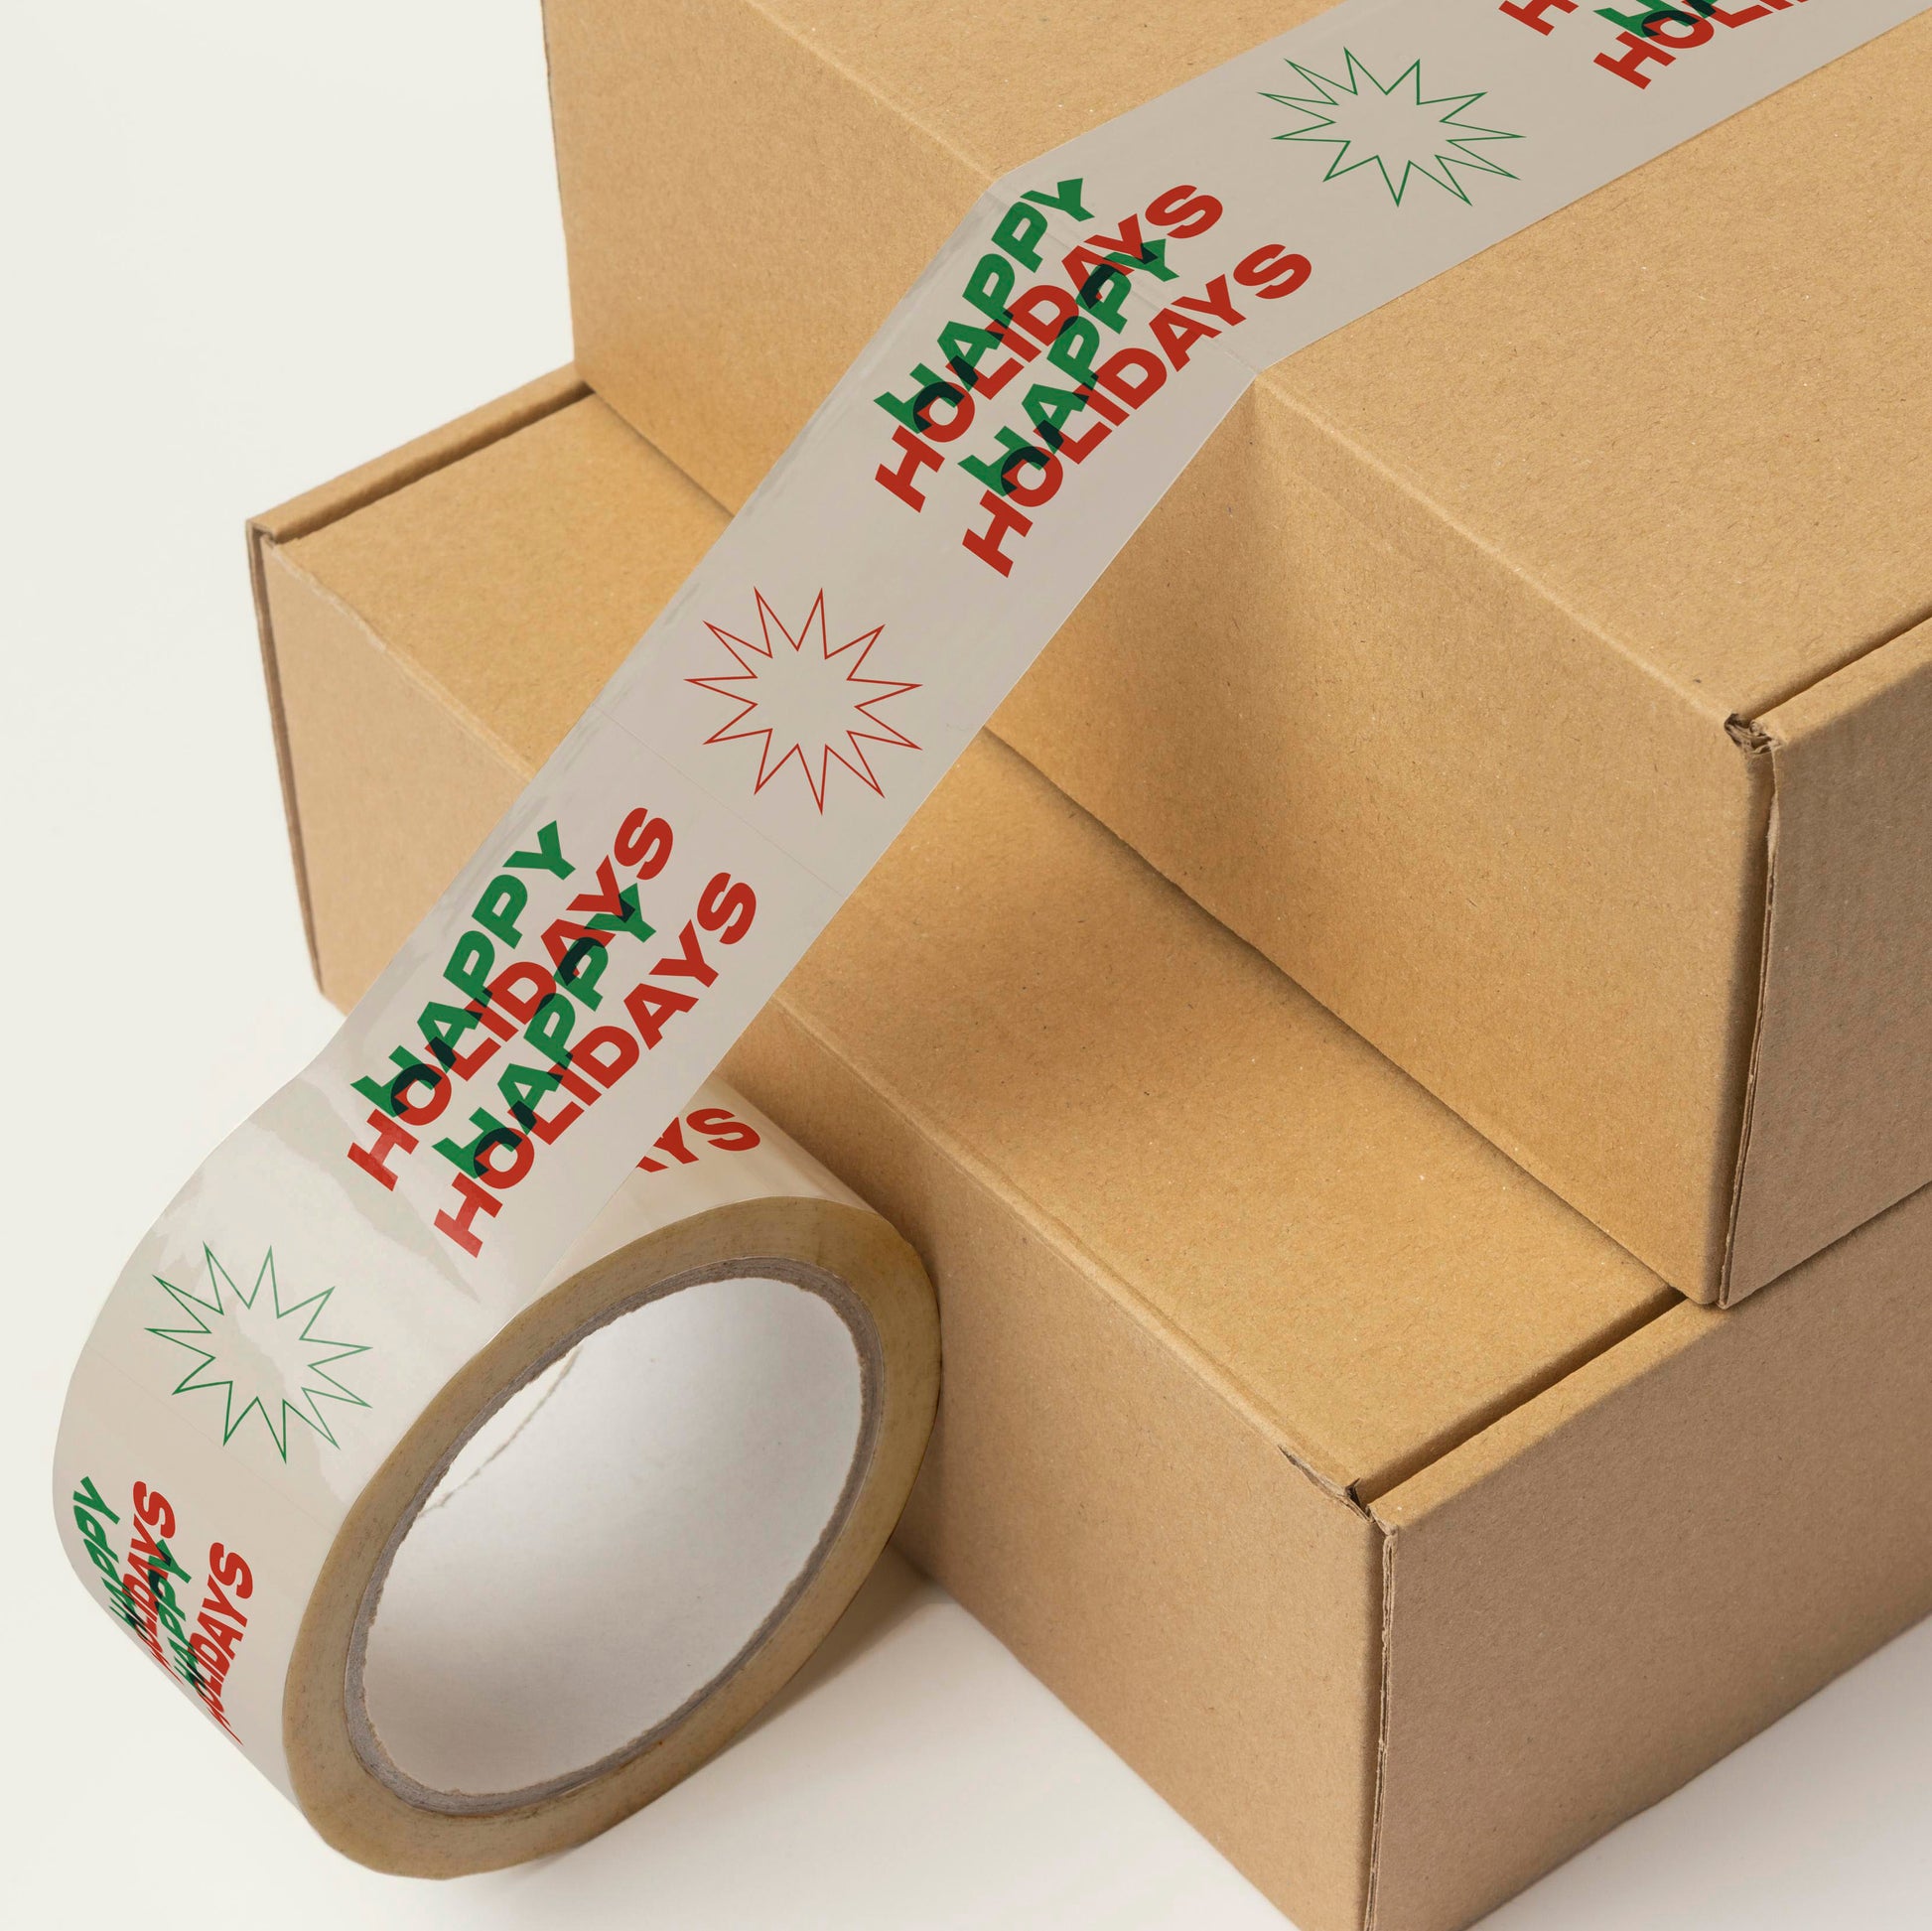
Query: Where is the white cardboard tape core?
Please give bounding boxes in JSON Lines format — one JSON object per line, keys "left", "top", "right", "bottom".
{"left": 57, "top": 0, "right": 1928, "bottom": 1876}
{"left": 351, "top": 1264, "right": 873, "bottom": 1807}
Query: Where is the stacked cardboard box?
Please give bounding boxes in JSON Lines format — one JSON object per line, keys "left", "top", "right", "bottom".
{"left": 544, "top": 0, "right": 1932, "bottom": 1306}
{"left": 252, "top": 376, "right": 1932, "bottom": 1931}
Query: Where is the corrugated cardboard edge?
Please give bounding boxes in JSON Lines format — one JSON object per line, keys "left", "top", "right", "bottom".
{"left": 246, "top": 366, "right": 589, "bottom": 986}
{"left": 1720, "top": 608, "right": 1932, "bottom": 1304}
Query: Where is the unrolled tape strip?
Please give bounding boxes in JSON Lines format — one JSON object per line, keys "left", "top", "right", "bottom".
{"left": 56, "top": 0, "right": 1927, "bottom": 1876}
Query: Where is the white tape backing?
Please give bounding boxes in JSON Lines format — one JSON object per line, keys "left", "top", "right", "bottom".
{"left": 56, "top": 0, "right": 1927, "bottom": 1874}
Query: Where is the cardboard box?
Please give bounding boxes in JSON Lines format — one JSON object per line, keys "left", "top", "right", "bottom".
{"left": 252, "top": 376, "right": 1932, "bottom": 1931}
{"left": 540, "top": 0, "right": 1932, "bottom": 1307}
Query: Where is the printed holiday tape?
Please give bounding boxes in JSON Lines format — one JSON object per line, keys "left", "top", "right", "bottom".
{"left": 56, "top": 0, "right": 1929, "bottom": 1872}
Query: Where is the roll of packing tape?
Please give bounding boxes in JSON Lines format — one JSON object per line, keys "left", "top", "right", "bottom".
{"left": 58, "top": 0, "right": 1920, "bottom": 1874}
{"left": 57, "top": 1081, "right": 936, "bottom": 1873}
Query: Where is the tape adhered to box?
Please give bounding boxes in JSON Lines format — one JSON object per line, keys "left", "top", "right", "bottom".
{"left": 56, "top": 0, "right": 1927, "bottom": 1873}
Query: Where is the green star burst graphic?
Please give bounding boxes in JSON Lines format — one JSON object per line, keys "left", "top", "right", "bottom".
{"left": 1262, "top": 51, "right": 1522, "bottom": 207}
{"left": 149, "top": 1246, "right": 370, "bottom": 1458}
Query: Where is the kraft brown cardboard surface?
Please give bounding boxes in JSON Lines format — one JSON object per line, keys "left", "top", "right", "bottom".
{"left": 1370, "top": 1189, "right": 1932, "bottom": 1931}
{"left": 252, "top": 389, "right": 1932, "bottom": 1929}
{"left": 541, "top": 0, "right": 1932, "bottom": 1306}
{"left": 248, "top": 365, "right": 592, "bottom": 987}
{"left": 744, "top": 991, "right": 1390, "bottom": 1926}
{"left": 1730, "top": 620, "right": 1932, "bottom": 1293}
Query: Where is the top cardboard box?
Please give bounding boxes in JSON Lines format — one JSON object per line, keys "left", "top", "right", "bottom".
{"left": 542, "top": 0, "right": 1932, "bottom": 1304}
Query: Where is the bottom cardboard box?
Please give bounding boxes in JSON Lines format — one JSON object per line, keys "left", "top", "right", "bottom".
{"left": 251, "top": 371, "right": 1932, "bottom": 1931}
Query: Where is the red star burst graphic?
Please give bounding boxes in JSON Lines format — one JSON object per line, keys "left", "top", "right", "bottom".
{"left": 688, "top": 590, "right": 920, "bottom": 811}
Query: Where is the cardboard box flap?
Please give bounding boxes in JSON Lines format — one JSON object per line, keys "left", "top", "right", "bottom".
{"left": 1728, "top": 615, "right": 1932, "bottom": 1293}
{"left": 252, "top": 366, "right": 589, "bottom": 549}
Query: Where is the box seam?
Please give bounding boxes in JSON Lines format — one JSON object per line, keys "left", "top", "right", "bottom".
{"left": 259, "top": 376, "right": 588, "bottom": 548}
{"left": 1363, "top": 1524, "right": 1397, "bottom": 1931}
{"left": 1346, "top": 1285, "right": 1677, "bottom": 1509}
{"left": 1718, "top": 720, "right": 1782, "bottom": 1308}
{"left": 1728, "top": 593, "right": 1932, "bottom": 723}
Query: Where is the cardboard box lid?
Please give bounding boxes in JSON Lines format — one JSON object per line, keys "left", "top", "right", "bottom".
{"left": 544, "top": 0, "right": 1932, "bottom": 1306}
{"left": 261, "top": 377, "right": 1673, "bottom": 1498}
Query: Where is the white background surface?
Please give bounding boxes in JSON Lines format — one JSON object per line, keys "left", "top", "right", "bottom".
{"left": 3, "top": 5, "right": 1927, "bottom": 1926}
